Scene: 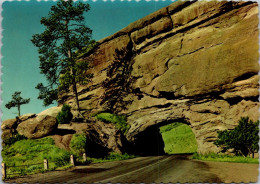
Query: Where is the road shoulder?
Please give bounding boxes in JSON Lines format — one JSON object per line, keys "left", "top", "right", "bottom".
{"left": 199, "top": 160, "right": 259, "bottom": 183}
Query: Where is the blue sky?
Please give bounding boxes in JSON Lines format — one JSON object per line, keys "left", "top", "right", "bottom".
{"left": 1, "top": 0, "right": 174, "bottom": 120}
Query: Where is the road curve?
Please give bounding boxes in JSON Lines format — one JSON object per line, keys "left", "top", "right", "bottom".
{"left": 5, "top": 155, "right": 257, "bottom": 183}
{"left": 92, "top": 155, "right": 222, "bottom": 183}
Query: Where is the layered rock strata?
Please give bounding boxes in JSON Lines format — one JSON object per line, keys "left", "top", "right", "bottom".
{"left": 59, "top": 1, "right": 259, "bottom": 154}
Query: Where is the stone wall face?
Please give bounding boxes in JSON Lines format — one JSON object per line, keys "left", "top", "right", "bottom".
{"left": 60, "top": 1, "right": 259, "bottom": 154}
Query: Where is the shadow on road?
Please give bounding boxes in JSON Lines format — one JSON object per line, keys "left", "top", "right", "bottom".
{"left": 71, "top": 167, "right": 109, "bottom": 174}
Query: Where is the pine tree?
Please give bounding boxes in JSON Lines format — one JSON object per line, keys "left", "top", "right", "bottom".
{"left": 31, "top": 0, "right": 94, "bottom": 114}
{"left": 5, "top": 91, "right": 30, "bottom": 117}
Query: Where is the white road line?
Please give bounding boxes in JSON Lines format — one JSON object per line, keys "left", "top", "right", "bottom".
{"left": 95, "top": 156, "right": 172, "bottom": 183}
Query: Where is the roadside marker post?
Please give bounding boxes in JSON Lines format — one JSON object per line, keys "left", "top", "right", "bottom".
{"left": 44, "top": 159, "right": 49, "bottom": 170}
{"left": 70, "top": 155, "right": 75, "bottom": 166}
{"left": 83, "top": 153, "right": 87, "bottom": 162}
{"left": 2, "top": 163, "right": 6, "bottom": 179}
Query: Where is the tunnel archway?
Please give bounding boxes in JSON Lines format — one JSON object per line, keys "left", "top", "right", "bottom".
{"left": 131, "top": 124, "right": 165, "bottom": 156}
{"left": 131, "top": 120, "right": 198, "bottom": 156}
{"left": 159, "top": 122, "right": 198, "bottom": 154}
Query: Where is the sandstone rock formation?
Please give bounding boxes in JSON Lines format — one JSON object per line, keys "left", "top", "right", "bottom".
{"left": 19, "top": 113, "right": 36, "bottom": 121}
{"left": 17, "top": 115, "right": 58, "bottom": 139}
{"left": 1, "top": 114, "right": 37, "bottom": 144}
{"left": 59, "top": 0, "right": 259, "bottom": 155}
{"left": 1, "top": 114, "right": 127, "bottom": 157}
{"left": 53, "top": 121, "right": 129, "bottom": 157}
{"left": 1, "top": 118, "right": 18, "bottom": 131}
{"left": 50, "top": 134, "right": 73, "bottom": 151}
{"left": 37, "top": 106, "right": 62, "bottom": 118}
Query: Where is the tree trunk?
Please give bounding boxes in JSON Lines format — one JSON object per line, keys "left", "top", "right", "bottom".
{"left": 67, "top": 52, "right": 80, "bottom": 114}
{"left": 65, "top": 19, "right": 81, "bottom": 114}
{"left": 72, "top": 77, "right": 80, "bottom": 113}
{"left": 17, "top": 104, "right": 21, "bottom": 117}
{"left": 238, "top": 150, "right": 246, "bottom": 157}
{"left": 68, "top": 50, "right": 80, "bottom": 114}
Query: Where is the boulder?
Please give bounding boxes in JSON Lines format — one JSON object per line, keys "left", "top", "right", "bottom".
{"left": 19, "top": 113, "right": 36, "bottom": 121}
{"left": 50, "top": 134, "right": 73, "bottom": 151}
{"left": 1, "top": 118, "right": 18, "bottom": 130}
{"left": 17, "top": 115, "right": 58, "bottom": 139}
{"left": 1, "top": 118, "right": 19, "bottom": 144}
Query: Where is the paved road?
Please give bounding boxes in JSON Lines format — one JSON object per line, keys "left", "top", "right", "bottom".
{"left": 6, "top": 155, "right": 224, "bottom": 183}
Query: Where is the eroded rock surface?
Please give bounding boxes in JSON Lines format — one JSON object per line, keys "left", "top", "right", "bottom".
{"left": 58, "top": 1, "right": 259, "bottom": 155}
{"left": 17, "top": 115, "right": 58, "bottom": 139}
{"left": 3, "top": 1, "right": 257, "bottom": 155}
{"left": 1, "top": 114, "right": 127, "bottom": 157}
{"left": 37, "top": 106, "right": 62, "bottom": 118}
{"left": 56, "top": 121, "right": 129, "bottom": 157}
{"left": 1, "top": 118, "right": 19, "bottom": 144}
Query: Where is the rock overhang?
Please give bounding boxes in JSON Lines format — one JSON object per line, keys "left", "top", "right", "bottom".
{"left": 57, "top": 0, "right": 259, "bottom": 154}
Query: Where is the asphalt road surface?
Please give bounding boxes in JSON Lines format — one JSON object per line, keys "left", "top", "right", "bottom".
{"left": 6, "top": 155, "right": 257, "bottom": 183}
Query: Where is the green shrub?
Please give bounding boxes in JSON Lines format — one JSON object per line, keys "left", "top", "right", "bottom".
{"left": 56, "top": 104, "right": 73, "bottom": 124}
{"left": 52, "top": 152, "right": 71, "bottom": 167}
{"left": 70, "top": 134, "right": 87, "bottom": 156}
{"left": 26, "top": 165, "right": 43, "bottom": 173}
{"left": 105, "top": 152, "right": 136, "bottom": 161}
{"left": 88, "top": 152, "right": 136, "bottom": 163}
{"left": 95, "top": 113, "right": 130, "bottom": 135}
{"left": 192, "top": 152, "right": 259, "bottom": 164}
{"left": 4, "top": 134, "right": 27, "bottom": 145}
{"left": 214, "top": 117, "right": 259, "bottom": 157}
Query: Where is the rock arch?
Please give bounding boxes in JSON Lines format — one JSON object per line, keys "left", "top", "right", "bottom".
{"left": 125, "top": 97, "right": 259, "bottom": 154}
{"left": 59, "top": 1, "right": 259, "bottom": 155}
{"left": 128, "top": 118, "right": 194, "bottom": 156}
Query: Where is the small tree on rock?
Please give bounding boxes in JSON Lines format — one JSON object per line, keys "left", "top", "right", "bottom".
{"left": 214, "top": 117, "right": 259, "bottom": 158}
{"left": 56, "top": 104, "right": 73, "bottom": 124}
{"left": 5, "top": 91, "right": 30, "bottom": 117}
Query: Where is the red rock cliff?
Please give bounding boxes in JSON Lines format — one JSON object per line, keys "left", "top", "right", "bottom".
{"left": 59, "top": 0, "right": 259, "bottom": 154}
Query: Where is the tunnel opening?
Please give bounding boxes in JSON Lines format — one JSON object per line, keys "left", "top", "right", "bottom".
{"left": 132, "top": 120, "right": 198, "bottom": 156}
{"left": 159, "top": 122, "right": 198, "bottom": 154}
{"left": 132, "top": 124, "right": 166, "bottom": 156}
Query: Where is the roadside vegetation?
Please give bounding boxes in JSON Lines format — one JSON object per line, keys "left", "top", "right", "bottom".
{"left": 2, "top": 135, "right": 136, "bottom": 179}
{"left": 70, "top": 134, "right": 87, "bottom": 156}
{"left": 3, "top": 0, "right": 135, "bottom": 178}
{"left": 4, "top": 134, "right": 27, "bottom": 146}
{"left": 192, "top": 152, "right": 258, "bottom": 164}
{"left": 95, "top": 112, "right": 130, "bottom": 135}
{"left": 89, "top": 152, "right": 136, "bottom": 163}
{"left": 159, "top": 122, "right": 197, "bottom": 154}
{"left": 2, "top": 137, "right": 71, "bottom": 178}
{"left": 214, "top": 117, "right": 259, "bottom": 158}
{"left": 193, "top": 117, "right": 259, "bottom": 164}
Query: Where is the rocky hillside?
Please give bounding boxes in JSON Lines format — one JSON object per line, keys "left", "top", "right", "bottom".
{"left": 58, "top": 0, "right": 259, "bottom": 155}
{"left": 3, "top": 1, "right": 258, "bottom": 156}
{"left": 2, "top": 108, "right": 129, "bottom": 157}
